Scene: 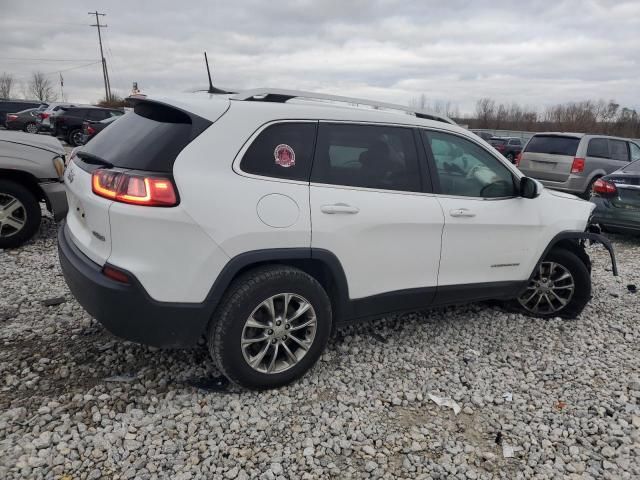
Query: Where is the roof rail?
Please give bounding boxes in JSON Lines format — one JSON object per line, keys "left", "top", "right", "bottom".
{"left": 231, "top": 88, "right": 456, "bottom": 125}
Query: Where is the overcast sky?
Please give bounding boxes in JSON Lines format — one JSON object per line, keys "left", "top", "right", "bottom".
{"left": 1, "top": 0, "right": 638, "bottom": 114}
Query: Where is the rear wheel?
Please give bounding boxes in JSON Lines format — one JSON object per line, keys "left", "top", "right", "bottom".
{"left": 24, "top": 122, "right": 38, "bottom": 134}
{"left": 0, "top": 180, "right": 42, "bottom": 249}
{"left": 516, "top": 248, "right": 591, "bottom": 319}
{"left": 208, "top": 265, "right": 332, "bottom": 390}
{"left": 582, "top": 176, "right": 601, "bottom": 199}
{"left": 68, "top": 129, "right": 84, "bottom": 146}
{"left": 506, "top": 152, "right": 515, "bottom": 163}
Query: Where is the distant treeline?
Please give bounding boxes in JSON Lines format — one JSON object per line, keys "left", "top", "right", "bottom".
{"left": 410, "top": 94, "right": 640, "bottom": 138}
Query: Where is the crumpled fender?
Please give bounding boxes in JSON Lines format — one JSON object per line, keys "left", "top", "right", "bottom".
{"left": 533, "top": 230, "right": 618, "bottom": 278}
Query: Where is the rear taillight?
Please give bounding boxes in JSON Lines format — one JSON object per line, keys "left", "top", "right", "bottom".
{"left": 7, "top": 114, "right": 17, "bottom": 121}
{"left": 515, "top": 152, "right": 522, "bottom": 166}
{"left": 571, "top": 157, "right": 585, "bottom": 174}
{"left": 92, "top": 169, "right": 178, "bottom": 206}
{"left": 40, "top": 112, "right": 50, "bottom": 119}
{"left": 87, "top": 126, "right": 96, "bottom": 135}
{"left": 592, "top": 178, "right": 617, "bottom": 197}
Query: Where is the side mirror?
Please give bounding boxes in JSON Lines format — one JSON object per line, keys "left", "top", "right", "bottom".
{"left": 520, "top": 177, "right": 541, "bottom": 199}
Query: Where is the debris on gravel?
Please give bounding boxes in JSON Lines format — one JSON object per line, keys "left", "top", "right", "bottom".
{"left": 1, "top": 217, "right": 639, "bottom": 479}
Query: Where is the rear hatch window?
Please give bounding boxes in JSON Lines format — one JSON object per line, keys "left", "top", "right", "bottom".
{"left": 524, "top": 135, "right": 580, "bottom": 156}
{"left": 77, "top": 101, "right": 213, "bottom": 172}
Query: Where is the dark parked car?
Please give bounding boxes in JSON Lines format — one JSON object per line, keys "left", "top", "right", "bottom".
{"left": 591, "top": 145, "right": 640, "bottom": 234}
{"left": 53, "top": 106, "right": 124, "bottom": 146}
{"left": 470, "top": 130, "right": 495, "bottom": 141}
{"left": 81, "top": 115, "right": 119, "bottom": 144}
{"left": 0, "top": 100, "right": 46, "bottom": 125}
{"left": 4, "top": 108, "right": 41, "bottom": 133}
{"left": 489, "top": 137, "right": 523, "bottom": 163}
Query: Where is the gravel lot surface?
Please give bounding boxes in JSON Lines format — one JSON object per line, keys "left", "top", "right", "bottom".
{"left": 1, "top": 215, "right": 639, "bottom": 479}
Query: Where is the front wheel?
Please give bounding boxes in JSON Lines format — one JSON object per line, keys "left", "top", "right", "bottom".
{"left": 208, "top": 265, "right": 332, "bottom": 390}
{"left": 0, "top": 180, "right": 42, "bottom": 249}
{"left": 516, "top": 248, "right": 591, "bottom": 318}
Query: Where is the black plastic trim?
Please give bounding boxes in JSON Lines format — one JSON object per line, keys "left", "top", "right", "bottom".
{"left": 433, "top": 281, "right": 528, "bottom": 306}
{"left": 533, "top": 230, "right": 618, "bottom": 277}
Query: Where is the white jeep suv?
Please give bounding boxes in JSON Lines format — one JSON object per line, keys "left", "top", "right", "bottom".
{"left": 58, "top": 89, "right": 617, "bottom": 389}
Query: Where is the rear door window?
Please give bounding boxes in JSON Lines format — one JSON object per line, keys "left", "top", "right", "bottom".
{"left": 240, "top": 122, "right": 317, "bottom": 181}
{"left": 525, "top": 135, "right": 580, "bottom": 156}
{"left": 609, "top": 140, "right": 629, "bottom": 162}
{"left": 630, "top": 143, "right": 640, "bottom": 162}
{"left": 311, "top": 123, "right": 422, "bottom": 192}
{"left": 587, "top": 138, "right": 610, "bottom": 158}
{"left": 86, "top": 110, "right": 107, "bottom": 121}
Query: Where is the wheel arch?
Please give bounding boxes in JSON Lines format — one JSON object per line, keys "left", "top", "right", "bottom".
{"left": 204, "top": 248, "right": 351, "bottom": 323}
{"left": 0, "top": 169, "right": 46, "bottom": 203}
{"left": 530, "top": 231, "right": 618, "bottom": 281}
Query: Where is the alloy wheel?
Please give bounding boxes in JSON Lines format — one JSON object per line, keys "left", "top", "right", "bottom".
{"left": 0, "top": 194, "right": 27, "bottom": 238}
{"left": 25, "top": 123, "right": 38, "bottom": 134}
{"left": 518, "top": 261, "right": 575, "bottom": 314}
{"left": 71, "top": 131, "right": 84, "bottom": 146}
{"left": 241, "top": 293, "right": 317, "bottom": 374}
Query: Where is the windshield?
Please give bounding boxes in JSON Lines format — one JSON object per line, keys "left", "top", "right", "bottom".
{"left": 525, "top": 135, "right": 580, "bottom": 156}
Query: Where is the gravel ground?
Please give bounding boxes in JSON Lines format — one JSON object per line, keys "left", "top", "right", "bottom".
{"left": 1, "top": 215, "right": 639, "bottom": 480}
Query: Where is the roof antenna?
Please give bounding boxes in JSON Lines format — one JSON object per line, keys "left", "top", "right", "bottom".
{"left": 204, "top": 51, "right": 228, "bottom": 94}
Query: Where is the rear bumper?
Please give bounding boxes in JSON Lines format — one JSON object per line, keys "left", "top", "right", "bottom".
{"left": 57, "top": 223, "right": 210, "bottom": 347}
{"left": 40, "top": 181, "right": 68, "bottom": 221}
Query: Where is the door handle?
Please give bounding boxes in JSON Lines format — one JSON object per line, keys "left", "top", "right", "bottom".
{"left": 449, "top": 208, "right": 476, "bottom": 218}
{"left": 320, "top": 203, "right": 360, "bottom": 214}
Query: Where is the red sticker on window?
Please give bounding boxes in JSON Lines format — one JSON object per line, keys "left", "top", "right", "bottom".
{"left": 274, "top": 144, "right": 295, "bottom": 168}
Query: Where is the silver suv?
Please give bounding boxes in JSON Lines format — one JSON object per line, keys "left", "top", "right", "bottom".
{"left": 518, "top": 133, "right": 640, "bottom": 198}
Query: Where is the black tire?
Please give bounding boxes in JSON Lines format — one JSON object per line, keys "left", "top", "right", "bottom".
{"left": 515, "top": 248, "right": 591, "bottom": 319}
{"left": 0, "top": 180, "right": 42, "bottom": 249}
{"left": 68, "top": 129, "right": 83, "bottom": 146}
{"left": 582, "top": 176, "right": 601, "bottom": 200}
{"left": 23, "top": 122, "right": 38, "bottom": 134}
{"left": 506, "top": 152, "right": 515, "bottom": 163}
{"left": 208, "top": 265, "right": 332, "bottom": 390}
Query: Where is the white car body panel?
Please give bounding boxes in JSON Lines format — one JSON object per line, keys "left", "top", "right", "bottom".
{"left": 107, "top": 202, "right": 229, "bottom": 302}
{"left": 64, "top": 163, "right": 113, "bottom": 265}
{"left": 310, "top": 185, "right": 444, "bottom": 298}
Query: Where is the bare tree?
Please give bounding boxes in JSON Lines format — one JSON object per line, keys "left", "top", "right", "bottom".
{"left": 28, "top": 71, "right": 57, "bottom": 102}
{"left": 0, "top": 73, "right": 14, "bottom": 99}
{"left": 475, "top": 98, "right": 495, "bottom": 128}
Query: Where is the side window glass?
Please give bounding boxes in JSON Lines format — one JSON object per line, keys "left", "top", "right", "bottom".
{"left": 587, "top": 138, "right": 609, "bottom": 158}
{"left": 630, "top": 143, "right": 640, "bottom": 162}
{"left": 240, "top": 122, "right": 316, "bottom": 181}
{"left": 424, "top": 130, "right": 516, "bottom": 198}
{"left": 609, "top": 140, "right": 629, "bottom": 162}
{"left": 311, "top": 123, "right": 422, "bottom": 192}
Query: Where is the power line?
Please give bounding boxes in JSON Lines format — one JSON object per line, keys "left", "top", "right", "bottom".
{"left": 0, "top": 57, "right": 96, "bottom": 62}
{"left": 0, "top": 18, "right": 87, "bottom": 27}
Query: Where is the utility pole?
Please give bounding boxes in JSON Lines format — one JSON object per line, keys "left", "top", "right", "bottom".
{"left": 89, "top": 11, "right": 111, "bottom": 102}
